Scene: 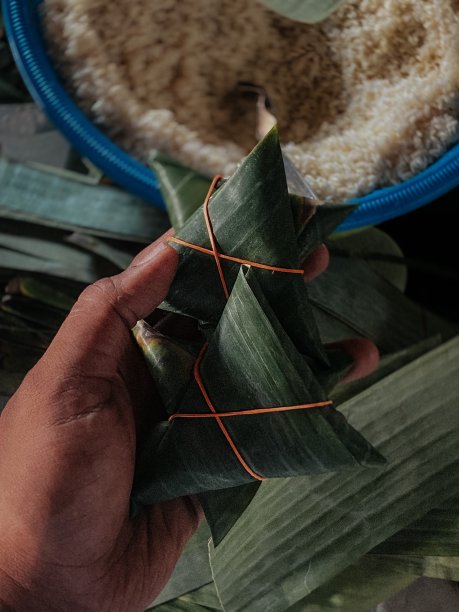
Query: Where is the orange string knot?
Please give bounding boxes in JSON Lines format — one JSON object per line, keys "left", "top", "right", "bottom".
{"left": 168, "top": 175, "right": 304, "bottom": 301}
{"left": 169, "top": 343, "right": 333, "bottom": 482}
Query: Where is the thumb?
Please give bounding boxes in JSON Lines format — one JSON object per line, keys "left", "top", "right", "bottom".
{"left": 38, "top": 232, "right": 178, "bottom": 376}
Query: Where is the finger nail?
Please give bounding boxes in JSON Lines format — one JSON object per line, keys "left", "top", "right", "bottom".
{"left": 131, "top": 229, "right": 175, "bottom": 267}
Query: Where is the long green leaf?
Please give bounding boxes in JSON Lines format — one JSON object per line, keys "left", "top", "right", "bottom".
{"left": 0, "top": 246, "right": 114, "bottom": 284}
{"left": 371, "top": 496, "right": 459, "bottom": 558}
{"left": 329, "top": 227, "right": 408, "bottom": 292}
{"left": 332, "top": 335, "right": 442, "bottom": 405}
{"left": 287, "top": 495, "right": 459, "bottom": 609}
{"left": 310, "top": 257, "right": 457, "bottom": 352}
{"left": 0, "top": 229, "right": 115, "bottom": 270}
{"left": 65, "top": 233, "right": 134, "bottom": 270}
{"left": 285, "top": 557, "right": 416, "bottom": 612}
{"left": 152, "top": 338, "right": 452, "bottom": 605}
{"left": 150, "top": 153, "right": 211, "bottom": 230}
{"left": 368, "top": 555, "right": 459, "bottom": 582}
{"left": 209, "top": 336, "right": 459, "bottom": 611}
{"left": 0, "top": 158, "right": 169, "bottom": 242}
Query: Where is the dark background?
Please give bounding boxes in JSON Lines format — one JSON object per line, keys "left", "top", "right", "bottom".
{"left": 381, "top": 188, "right": 459, "bottom": 323}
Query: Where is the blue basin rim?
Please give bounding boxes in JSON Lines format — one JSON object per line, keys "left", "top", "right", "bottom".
{"left": 4, "top": 0, "right": 459, "bottom": 230}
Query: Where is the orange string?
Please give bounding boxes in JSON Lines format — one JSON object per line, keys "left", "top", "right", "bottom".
{"left": 168, "top": 237, "right": 305, "bottom": 275}
{"left": 168, "top": 176, "right": 332, "bottom": 482}
{"left": 170, "top": 343, "right": 333, "bottom": 482}
{"left": 169, "top": 400, "right": 333, "bottom": 421}
{"left": 191, "top": 343, "right": 266, "bottom": 481}
{"left": 168, "top": 174, "right": 304, "bottom": 291}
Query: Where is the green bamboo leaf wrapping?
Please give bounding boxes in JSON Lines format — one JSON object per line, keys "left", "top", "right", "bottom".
{"left": 149, "top": 339, "right": 456, "bottom": 606}
{"left": 297, "top": 204, "right": 356, "bottom": 261}
{"left": 198, "top": 482, "right": 262, "bottom": 547}
{"left": 209, "top": 336, "right": 459, "bottom": 611}
{"left": 162, "top": 128, "right": 342, "bottom": 364}
{"left": 133, "top": 128, "right": 379, "bottom": 544}
{"left": 139, "top": 335, "right": 459, "bottom": 606}
{"left": 133, "top": 268, "right": 383, "bottom": 542}
{"left": 288, "top": 194, "right": 316, "bottom": 235}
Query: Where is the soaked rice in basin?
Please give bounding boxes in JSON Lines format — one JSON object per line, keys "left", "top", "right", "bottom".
{"left": 43, "top": 0, "right": 459, "bottom": 201}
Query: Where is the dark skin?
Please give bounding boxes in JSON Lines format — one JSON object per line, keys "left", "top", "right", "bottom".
{"left": 0, "top": 235, "right": 378, "bottom": 611}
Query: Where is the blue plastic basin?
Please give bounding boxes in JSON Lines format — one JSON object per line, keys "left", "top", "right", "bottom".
{"left": 4, "top": 0, "right": 459, "bottom": 230}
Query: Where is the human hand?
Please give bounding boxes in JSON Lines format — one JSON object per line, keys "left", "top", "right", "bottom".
{"left": 0, "top": 234, "right": 202, "bottom": 611}
{"left": 0, "top": 236, "right": 378, "bottom": 612}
